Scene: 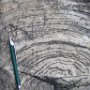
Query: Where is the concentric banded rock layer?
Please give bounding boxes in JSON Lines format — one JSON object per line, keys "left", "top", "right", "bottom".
{"left": 0, "top": 0, "right": 90, "bottom": 90}
{"left": 0, "top": 68, "right": 13, "bottom": 90}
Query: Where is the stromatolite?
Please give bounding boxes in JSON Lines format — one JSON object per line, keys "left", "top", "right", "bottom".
{"left": 0, "top": 0, "right": 90, "bottom": 90}
{"left": 0, "top": 68, "right": 14, "bottom": 90}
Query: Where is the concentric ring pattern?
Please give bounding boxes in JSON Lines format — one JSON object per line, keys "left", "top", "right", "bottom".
{"left": 1, "top": 0, "right": 90, "bottom": 90}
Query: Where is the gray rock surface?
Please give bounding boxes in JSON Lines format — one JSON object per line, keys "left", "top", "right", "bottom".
{"left": 0, "top": 0, "right": 90, "bottom": 90}
{"left": 0, "top": 68, "right": 13, "bottom": 90}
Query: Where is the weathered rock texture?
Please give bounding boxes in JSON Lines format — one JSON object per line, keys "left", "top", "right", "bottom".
{"left": 0, "top": 0, "right": 90, "bottom": 90}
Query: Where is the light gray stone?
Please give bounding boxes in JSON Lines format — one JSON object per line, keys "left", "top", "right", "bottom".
{"left": 0, "top": 0, "right": 90, "bottom": 90}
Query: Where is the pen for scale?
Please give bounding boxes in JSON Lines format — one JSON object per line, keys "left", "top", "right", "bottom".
{"left": 9, "top": 37, "right": 21, "bottom": 90}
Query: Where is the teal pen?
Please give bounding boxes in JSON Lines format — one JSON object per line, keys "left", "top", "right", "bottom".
{"left": 9, "top": 37, "right": 21, "bottom": 90}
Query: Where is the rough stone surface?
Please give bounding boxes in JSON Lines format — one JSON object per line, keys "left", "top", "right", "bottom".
{"left": 0, "top": 0, "right": 90, "bottom": 90}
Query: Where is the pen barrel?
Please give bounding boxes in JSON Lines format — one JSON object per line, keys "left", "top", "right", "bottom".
{"left": 9, "top": 42, "right": 21, "bottom": 89}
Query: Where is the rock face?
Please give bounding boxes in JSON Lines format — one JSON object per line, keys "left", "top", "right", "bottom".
{"left": 0, "top": 0, "right": 90, "bottom": 90}
{"left": 0, "top": 68, "right": 13, "bottom": 90}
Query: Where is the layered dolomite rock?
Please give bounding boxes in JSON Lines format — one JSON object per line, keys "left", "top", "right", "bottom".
{"left": 0, "top": 0, "right": 90, "bottom": 90}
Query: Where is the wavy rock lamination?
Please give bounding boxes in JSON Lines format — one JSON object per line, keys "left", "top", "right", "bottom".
{"left": 0, "top": 0, "right": 90, "bottom": 90}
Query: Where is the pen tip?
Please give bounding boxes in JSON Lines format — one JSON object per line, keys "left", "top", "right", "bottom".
{"left": 18, "top": 85, "right": 21, "bottom": 90}
{"left": 9, "top": 37, "right": 14, "bottom": 46}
